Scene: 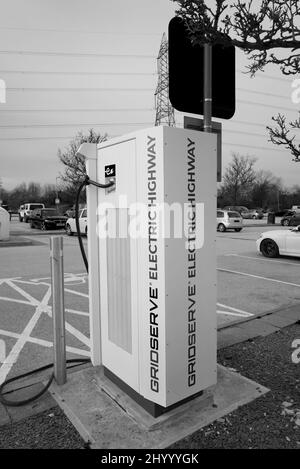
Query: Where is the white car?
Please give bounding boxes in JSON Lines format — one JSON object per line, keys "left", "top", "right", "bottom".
{"left": 65, "top": 208, "right": 87, "bottom": 236}
{"left": 217, "top": 210, "right": 243, "bottom": 232}
{"left": 19, "top": 203, "right": 45, "bottom": 222}
{"left": 256, "top": 226, "right": 300, "bottom": 258}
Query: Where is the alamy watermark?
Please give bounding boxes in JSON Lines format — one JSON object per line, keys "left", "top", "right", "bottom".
{"left": 95, "top": 196, "right": 205, "bottom": 250}
{"left": 291, "top": 338, "right": 300, "bottom": 364}
{"left": 0, "top": 79, "right": 6, "bottom": 104}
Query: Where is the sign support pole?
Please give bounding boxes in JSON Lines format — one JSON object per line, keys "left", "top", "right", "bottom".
{"left": 203, "top": 44, "right": 212, "bottom": 133}
{"left": 50, "top": 236, "right": 67, "bottom": 385}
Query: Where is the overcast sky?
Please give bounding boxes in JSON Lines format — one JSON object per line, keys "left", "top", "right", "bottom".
{"left": 0, "top": 0, "right": 299, "bottom": 191}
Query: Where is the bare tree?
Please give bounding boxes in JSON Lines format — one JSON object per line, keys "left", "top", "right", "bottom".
{"left": 58, "top": 128, "right": 108, "bottom": 189}
{"left": 171, "top": 0, "right": 300, "bottom": 162}
{"left": 27, "top": 182, "right": 42, "bottom": 201}
{"left": 171, "top": 0, "right": 300, "bottom": 75}
{"left": 251, "top": 170, "right": 282, "bottom": 207}
{"left": 221, "top": 153, "right": 257, "bottom": 204}
{"left": 267, "top": 113, "right": 300, "bottom": 162}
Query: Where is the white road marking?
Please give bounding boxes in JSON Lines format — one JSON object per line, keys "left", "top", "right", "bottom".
{"left": 64, "top": 288, "right": 89, "bottom": 298}
{"left": 0, "top": 276, "right": 91, "bottom": 382}
{"left": 14, "top": 279, "right": 47, "bottom": 285}
{"left": 225, "top": 253, "right": 300, "bottom": 266}
{"left": 0, "top": 296, "right": 32, "bottom": 306}
{"left": 217, "top": 310, "right": 251, "bottom": 317}
{"left": 0, "top": 285, "right": 51, "bottom": 384}
{"left": 218, "top": 267, "right": 300, "bottom": 288}
{"left": 2, "top": 273, "right": 258, "bottom": 376}
{"left": 0, "top": 329, "right": 89, "bottom": 357}
{"left": 31, "top": 273, "right": 87, "bottom": 282}
{"left": 0, "top": 277, "right": 21, "bottom": 285}
{"left": 217, "top": 302, "right": 253, "bottom": 317}
{"left": 15, "top": 278, "right": 89, "bottom": 299}
{"left": 45, "top": 303, "right": 90, "bottom": 347}
{"left": 66, "top": 308, "right": 89, "bottom": 317}
{"left": 65, "top": 322, "right": 90, "bottom": 347}
{"left": 6, "top": 279, "right": 42, "bottom": 305}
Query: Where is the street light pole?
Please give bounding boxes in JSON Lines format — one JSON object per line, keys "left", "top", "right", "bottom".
{"left": 55, "top": 177, "right": 60, "bottom": 199}
{"left": 55, "top": 177, "right": 61, "bottom": 207}
{"left": 203, "top": 44, "right": 212, "bottom": 133}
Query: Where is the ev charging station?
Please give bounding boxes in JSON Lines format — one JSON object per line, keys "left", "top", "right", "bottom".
{"left": 79, "top": 125, "right": 218, "bottom": 416}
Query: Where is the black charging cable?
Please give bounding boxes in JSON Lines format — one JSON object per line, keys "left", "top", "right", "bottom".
{"left": 75, "top": 175, "right": 114, "bottom": 272}
{"left": 0, "top": 359, "right": 90, "bottom": 407}
{"left": 0, "top": 174, "right": 114, "bottom": 407}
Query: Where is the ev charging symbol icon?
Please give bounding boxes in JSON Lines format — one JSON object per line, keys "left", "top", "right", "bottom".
{"left": 0, "top": 79, "right": 6, "bottom": 103}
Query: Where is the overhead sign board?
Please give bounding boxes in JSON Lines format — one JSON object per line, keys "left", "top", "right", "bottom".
{"left": 168, "top": 16, "right": 235, "bottom": 119}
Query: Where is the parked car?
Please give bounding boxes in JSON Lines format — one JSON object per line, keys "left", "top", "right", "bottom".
{"left": 217, "top": 210, "right": 243, "bottom": 232}
{"left": 281, "top": 212, "right": 300, "bottom": 226}
{"left": 257, "top": 226, "right": 300, "bottom": 258}
{"left": 19, "top": 203, "right": 45, "bottom": 222}
{"left": 240, "top": 208, "right": 264, "bottom": 220}
{"left": 274, "top": 208, "right": 292, "bottom": 217}
{"left": 29, "top": 208, "right": 67, "bottom": 230}
{"left": 65, "top": 208, "right": 87, "bottom": 236}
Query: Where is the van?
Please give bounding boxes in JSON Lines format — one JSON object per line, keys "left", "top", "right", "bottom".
{"left": 19, "top": 203, "right": 45, "bottom": 222}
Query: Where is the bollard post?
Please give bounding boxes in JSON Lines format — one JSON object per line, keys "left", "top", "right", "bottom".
{"left": 50, "top": 236, "right": 67, "bottom": 385}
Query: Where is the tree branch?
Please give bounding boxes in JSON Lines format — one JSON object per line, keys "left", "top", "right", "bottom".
{"left": 171, "top": 0, "right": 300, "bottom": 75}
{"left": 267, "top": 114, "right": 300, "bottom": 162}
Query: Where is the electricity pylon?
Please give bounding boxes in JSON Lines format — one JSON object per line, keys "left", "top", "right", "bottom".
{"left": 154, "top": 33, "right": 176, "bottom": 127}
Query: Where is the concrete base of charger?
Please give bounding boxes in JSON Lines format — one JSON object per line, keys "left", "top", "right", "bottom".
{"left": 50, "top": 364, "right": 269, "bottom": 449}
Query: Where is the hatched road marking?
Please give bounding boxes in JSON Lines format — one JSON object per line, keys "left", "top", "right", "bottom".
{"left": 0, "top": 273, "right": 90, "bottom": 384}
{"left": 0, "top": 273, "right": 253, "bottom": 383}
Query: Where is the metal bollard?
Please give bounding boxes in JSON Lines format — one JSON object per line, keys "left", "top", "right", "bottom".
{"left": 50, "top": 236, "right": 67, "bottom": 385}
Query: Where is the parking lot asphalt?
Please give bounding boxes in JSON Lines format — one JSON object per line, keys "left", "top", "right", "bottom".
{"left": 217, "top": 226, "right": 300, "bottom": 321}
{"left": 0, "top": 220, "right": 299, "bottom": 387}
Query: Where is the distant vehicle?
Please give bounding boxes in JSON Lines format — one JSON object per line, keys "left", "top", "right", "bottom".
{"left": 217, "top": 210, "right": 243, "bottom": 232}
{"left": 64, "top": 208, "right": 75, "bottom": 218}
{"left": 274, "top": 208, "right": 292, "bottom": 217}
{"left": 19, "top": 203, "right": 45, "bottom": 222}
{"left": 65, "top": 208, "right": 87, "bottom": 236}
{"left": 257, "top": 226, "right": 300, "bottom": 258}
{"left": 241, "top": 209, "right": 264, "bottom": 220}
{"left": 29, "top": 208, "right": 67, "bottom": 230}
{"left": 223, "top": 206, "right": 263, "bottom": 219}
{"left": 223, "top": 205, "right": 248, "bottom": 214}
{"left": 281, "top": 212, "right": 300, "bottom": 227}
